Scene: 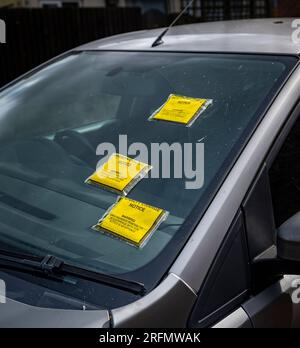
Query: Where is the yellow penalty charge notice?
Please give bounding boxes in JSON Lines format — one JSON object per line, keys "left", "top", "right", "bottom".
{"left": 93, "top": 197, "right": 168, "bottom": 248}
{"left": 85, "top": 153, "right": 152, "bottom": 195}
{"left": 150, "top": 94, "right": 212, "bottom": 126}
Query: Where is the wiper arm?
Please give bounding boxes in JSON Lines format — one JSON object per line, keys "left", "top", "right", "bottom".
{"left": 0, "top": 250, "right": 145, "bottom": 295}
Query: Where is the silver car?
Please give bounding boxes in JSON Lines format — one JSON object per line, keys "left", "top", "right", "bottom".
{"left": 0, "top": 18, "right": 300, "bottom": 328}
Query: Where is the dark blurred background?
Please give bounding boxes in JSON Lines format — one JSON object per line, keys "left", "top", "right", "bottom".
{"left": 0, "top": 0, "right": 298, "bottom": 86}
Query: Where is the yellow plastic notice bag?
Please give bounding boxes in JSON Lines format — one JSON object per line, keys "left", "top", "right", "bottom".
{"left": 149, "top": 94, "right": 212, "bottom": 127}
{"left": 85, "top": 154, "right": 152, "bottom": 195}
{"left": 93, "top": 197, "right": 168, "bottom": 248}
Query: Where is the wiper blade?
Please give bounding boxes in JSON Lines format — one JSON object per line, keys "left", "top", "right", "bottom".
{"left": 0, "top": 249, "right": 145, "bottom": 295}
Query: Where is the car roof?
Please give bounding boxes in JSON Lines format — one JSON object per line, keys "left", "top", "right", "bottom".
{"left": 76, "top": 18, "right": 300, "bottom": 55}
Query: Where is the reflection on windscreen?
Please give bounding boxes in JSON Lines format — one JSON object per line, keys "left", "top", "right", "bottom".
{"left": 0, "top": 51, "right": 296, "bottom": 275}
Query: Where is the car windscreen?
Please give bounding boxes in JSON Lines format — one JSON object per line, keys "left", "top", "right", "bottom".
{"left": 0, "top": 51, "right": 296, "bottom": 289}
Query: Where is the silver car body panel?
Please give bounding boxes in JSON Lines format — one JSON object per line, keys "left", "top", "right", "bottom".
{"left": 112, "top": 273, "right": 197, "bottom": 328}
{"left": 0, "top": 273, "right": 196, "bottom": 328}
{"left": 76, "top": 18, "right": 300, "bottom": 55}
{"left": 0, "top": 298, "right": 110, "bottom": 328}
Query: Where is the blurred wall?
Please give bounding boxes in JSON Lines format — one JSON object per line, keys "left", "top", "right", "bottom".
{"left": 126, "top": 0, "right": 167, "bottom": 14}
{"left": 21, "top": 0, "right": 139, "bottom": 8}
{"left": 0, "top": 0, "right": 23, "bottom": 7}
{"left": 21, "top": 0, "right": 128, "bottom": 7}
{"left": 276, "top": 0, "right": 300, "bottom": 17}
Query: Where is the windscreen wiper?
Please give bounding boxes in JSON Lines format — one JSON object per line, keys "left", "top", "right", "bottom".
{"left": 0, "top": 249, "right": 145, "bottom": 295}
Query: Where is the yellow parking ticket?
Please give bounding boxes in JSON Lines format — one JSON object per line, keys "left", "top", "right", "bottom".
{"left": 85, "top": 154, "right": 152, "bottom": 195}
{"left": 149, "top": 94, "right": 212, "bottom": 127}
{"left": 93, "top": 197, "right": 168, "bottom": 248}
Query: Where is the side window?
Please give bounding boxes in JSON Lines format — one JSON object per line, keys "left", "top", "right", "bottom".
{"left": 242, "top": 165, "right": 276, "bottom": 261}
{"left": 188, "top": 211, "right": 250, "bottom": 328}
{"left": 269, "top": 118, "right": 300, "bottom": 227}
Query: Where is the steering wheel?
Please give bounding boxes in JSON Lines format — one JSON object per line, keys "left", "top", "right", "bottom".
{"left": 54, "top": 130, "right": 96, "bottom": 168}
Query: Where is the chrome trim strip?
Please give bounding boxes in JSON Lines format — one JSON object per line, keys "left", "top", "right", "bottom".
{"left": 170, "top": 273, "right": 198, "bottom": 297}
{"left": 212, "top": 307, "right": 252, "bottom": 328}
